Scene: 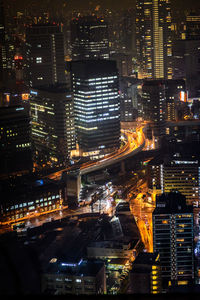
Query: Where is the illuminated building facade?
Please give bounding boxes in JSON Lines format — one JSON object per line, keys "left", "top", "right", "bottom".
{"left": 0, "top": 105, "right": 32, "bottom": 179}
{"left": 164, "top": 79, "right": 186, "bottom": 121}
{"left": 161, "top": 156, "right": 200, "bottom": 207}
{"left": 0, "top": 83, "right": 30, "bottom": 107}
{"left": 147, "top": 155, "right": 164, "bottom": 191}
{"left": 153, "top": 191, "right": 194, "bottom": 291}
{"left": 71, "top": 60, "right": 120, "bottom": 159}
{"left": 136, "top": 0, "right": 154, "bottom": 79}
{"left": 136, "top": 0, "right": 172, "bottom": 79}
{"left": 30, "top": 86, "right": 75, "bottom": 168}
{"left": 129, "top": 252, "right": 162, "bottom": 294}
{"left": 186, "top": 13, "right": 200, "bottom": 40}
{"left": 70, "top": 16, "right": 109, "bottom": 61}
{"left": 26, "top": 24, "right": 66, "bottom": 88}
{"left": 0, "top": 177, "right": 66, "bottom": 225}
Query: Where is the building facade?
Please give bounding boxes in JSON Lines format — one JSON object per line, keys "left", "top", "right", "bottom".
{"left": 0, "top": 105, "right": 32, "bottom": 179}
{"left": 26, "top": 24, "right": 66, "bottom": 88}
{"left": 70, "top": 60, "right": 120, "bottom": 159}
{"left": 136, "top": 0, "right": 172, "bottom": 80}
{"left": 70, "top": 16, "right": 109, "bottom": 61}
{"left": 0, "top": 176, "right": 66, "bottom": 225}
{"left": 30, "top": 86, "right": 75, "bottom": 169}
{"left": 42, "top": 258, "right": 106, "bottom": 295}
{"left": 129, "top": 252, "right": 162, "bottom": 294}
{"left": 140, "top": 80, "right": 166, "bottom": 148}
{"left": 161, "top": 156, "right": 199, "bottom": 206}
{"left": 153, "top": 191, "right": 194, "bottom": 290}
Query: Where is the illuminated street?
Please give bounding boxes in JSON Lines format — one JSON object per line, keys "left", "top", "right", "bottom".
{"left": 128, "top": 182, "right": 155, "bottom": 252}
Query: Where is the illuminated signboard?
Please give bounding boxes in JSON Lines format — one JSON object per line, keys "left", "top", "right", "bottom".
{"left": 180, "top": 91, "right": 187, "bottom": 102}
{"left": 30, "top": 90, "right": 38, "bottom": 96}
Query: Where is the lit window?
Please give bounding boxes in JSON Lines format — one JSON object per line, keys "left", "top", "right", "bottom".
{"left": 162, "top": 220, "right": 168, "bottom": 224}
{"left": 36, "top": 57, "right": 42, "bottom": 63}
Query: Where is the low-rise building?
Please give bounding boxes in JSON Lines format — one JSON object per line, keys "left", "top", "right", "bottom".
{"left": 128, "top": 252, "right": 162, "bottom": 294}
{"left": 87, "top": 240, "right": 138, "bottom": 260}
{"left": 0, "top": 175, "right": 67, "bottom": 225}
{"left": 42, "top": 258, "right": 106, "bottom": 295}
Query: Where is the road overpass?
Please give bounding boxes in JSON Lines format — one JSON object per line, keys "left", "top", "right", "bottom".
{"left": 47, "top": 124, "right": 146, "bottom": 180}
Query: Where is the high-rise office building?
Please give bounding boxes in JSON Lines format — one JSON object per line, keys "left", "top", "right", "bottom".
{"left": 70, "top": 16, "right": 109, "bottom": 61}
{"left": 186, "top": 13, "right": 200, "bottom": 40}
{"left": 153, "top": 191, "right": 194, "bottom": 291}
{"left": 172, "top": 12, "right": 200, "bottom": 98}
{"left": 165, "top": 120, "right": 200, "bottom": 144}
{"left": 164, "top": 79, "right": 186, "bottom": 121}
{"left": 172, "top": 39, "right": 200, "bottom": 98}
{"left": 70, "top": 60, "right": 120, "bottom": 159}
{"left": 25, "top": 24, "right": 66, "bottom": 88}
{"left": 136, "top": 0, "right": 172, "bottom": 79}
{"left": 119, "top": 77, "right": 140, "bottom": 122}
{"left": 161, "top": 155, "right": 199, "bottom": 207}
{"left": 140, "top": 80, "right": 166, "bottom": 148}
{"left": 0, "top": 105, "right": 33, "bottom": 178}
{"left": 140, "top": 79, "right": 186, "bottom": 147}
{"left": 30, "top": 85, "right": 75, "bottom": 169}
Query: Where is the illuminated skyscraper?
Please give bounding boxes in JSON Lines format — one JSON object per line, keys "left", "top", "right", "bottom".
{"left": 153, "top": 191, "right": 194, "bottom": 291}
{"left": 70, "top": 16, "right": 110, "bottom": 61}
{"left": 136, "top": 0, "right": 172, "bottom": 79}
{"left": 161, "top": 155, "right": 199, "bottom": 207}
{"left": 26, "top": 24, "right": 66, "bottom": 88}
{"left": 71, "top": 60, "right": 120, "bottom": 159}
{"left": 30, "top": 85, "right": 75, "bottom": 168}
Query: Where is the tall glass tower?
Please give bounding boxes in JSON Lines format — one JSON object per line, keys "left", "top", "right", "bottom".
{"left": 136, "top": 0, "right": 172, "bottom": 79}
{"left": 71, "top": 60, "right": 120, "bottom": 160}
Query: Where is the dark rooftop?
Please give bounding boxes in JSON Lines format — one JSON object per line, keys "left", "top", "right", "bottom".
{"left": 32, "top": 83, "right": 71, "bottom": 94}
{"left": 46, "top": 259, "right": 104, "bottom": 277}
{"left": 153, "top": 191, "right": 193, "bottom": 215}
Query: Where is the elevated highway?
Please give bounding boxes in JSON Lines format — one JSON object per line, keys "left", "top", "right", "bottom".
{"left": 47, "top": 124, "right": 146, "bottom": 180}
{"left": 79, "top": 126, "right": 145, "bottom": 175}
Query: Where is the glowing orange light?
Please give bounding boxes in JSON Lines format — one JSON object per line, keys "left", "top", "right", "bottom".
{"left": 6, "top": 94, "right": 10, "bottom": 103}
{"left": 14, "top": 55, "right": 23, "bottom": 60}
{"left": 22, "top": 93, "right": 29, "bottom": 100}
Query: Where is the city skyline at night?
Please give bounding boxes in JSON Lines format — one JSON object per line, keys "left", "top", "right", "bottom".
{"left": 1, "top": 0, "right": 200, "bottom": 296}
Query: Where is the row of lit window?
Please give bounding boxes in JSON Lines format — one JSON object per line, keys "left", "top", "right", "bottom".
{"left": 7, "top": 195, "right": 60, "bottom": 211}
